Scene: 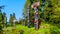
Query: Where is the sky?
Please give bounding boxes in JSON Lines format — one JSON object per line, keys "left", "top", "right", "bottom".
{"left": 0, "top": 0, "right": 26, "bottom": 21}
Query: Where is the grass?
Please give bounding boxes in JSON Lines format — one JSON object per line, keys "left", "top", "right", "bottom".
{"left": 2, "top": 23, "right": 60, "bottom": 34}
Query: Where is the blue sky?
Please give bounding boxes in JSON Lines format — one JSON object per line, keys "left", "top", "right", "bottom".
{"left": 0, "top": 0, "right": 26, "bottom": 21}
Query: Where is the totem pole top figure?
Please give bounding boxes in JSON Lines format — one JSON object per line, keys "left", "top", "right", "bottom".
{"left": 31, "top": 2, "right": 40, "bottom": 8}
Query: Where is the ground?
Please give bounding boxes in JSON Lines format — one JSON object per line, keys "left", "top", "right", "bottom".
{"left": 2, "top": 23, "right": 60, "bottom": 34}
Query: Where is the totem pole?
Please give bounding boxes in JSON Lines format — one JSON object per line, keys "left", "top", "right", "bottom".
{"left": 31, "top": 2, "right": 40, "bottom": 30}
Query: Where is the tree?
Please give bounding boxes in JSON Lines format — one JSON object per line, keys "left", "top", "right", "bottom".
{"left": 3, "top": 12, "right": 7, "bottom": 27}
{"left": 9, "top": 13, "right": 16, "bottom": 26}
{"left": 9, "top": 14, "right": 13, "bottom": 26}
{"left": 0, "top": 5, "right": 5, "bottom": 33}
{"left": 13, "top": 13, "right": 16, "bottom": 19}
{"left": 0, "top": 10, "right": 3, "bottom": 32}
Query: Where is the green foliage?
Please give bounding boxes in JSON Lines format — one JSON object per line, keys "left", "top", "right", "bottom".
{"left": 0, "top": 0, "right": 60, "bottom": 34}
{"left": 9, "top": 13, "right": 16, "bottom": 26}
{"left": 3, "top": 23, "right": 60, "bottom": 34}
{"left": 23, "top": 0, "right": 60, "bottom": 27}
{"left": 0, "top": 10, "right": 3, "bottom": 33}
{"left": 20, "top": 0, "right": 60, "bottom": 34}
{"left": 0, "top": 6, "right": 6, "bottom": 33}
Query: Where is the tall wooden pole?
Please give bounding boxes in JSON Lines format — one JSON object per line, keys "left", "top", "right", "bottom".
{"left": 27, "top": 5, "right": 30, "bottom": 28}
{"left": 31, "top": 2, "right": 40, "bottom": 30}
{"left": 34, "top": 6, "right": 39, "bottom": 30}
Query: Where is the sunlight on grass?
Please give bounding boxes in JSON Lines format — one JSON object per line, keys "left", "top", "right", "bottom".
{"left": 3, "top": 23, "right": 60, "bottom": 34}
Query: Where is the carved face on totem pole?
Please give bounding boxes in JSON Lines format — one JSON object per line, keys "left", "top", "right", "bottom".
{"left": 31, "top": 2, "right": 40, "bottom": 8}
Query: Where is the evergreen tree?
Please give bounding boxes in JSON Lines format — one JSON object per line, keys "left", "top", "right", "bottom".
{"left": 3, "top": 12, "right": 7, "bottom": 27}
{"left": 9, "top": 13, "right": 16, "bottom": 26}
{"left": 0, "top": 10, "right": 3, "bottom": 32}
{"left": 0, "top": 5, "right": 4, "bottom": 32}
{"left": 9, "top": 14, "right": 13, "bottom": 26}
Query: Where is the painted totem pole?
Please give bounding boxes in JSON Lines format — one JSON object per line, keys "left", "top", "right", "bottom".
{"left": 31, "top": 2, "right": 40, "bottom": 30}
